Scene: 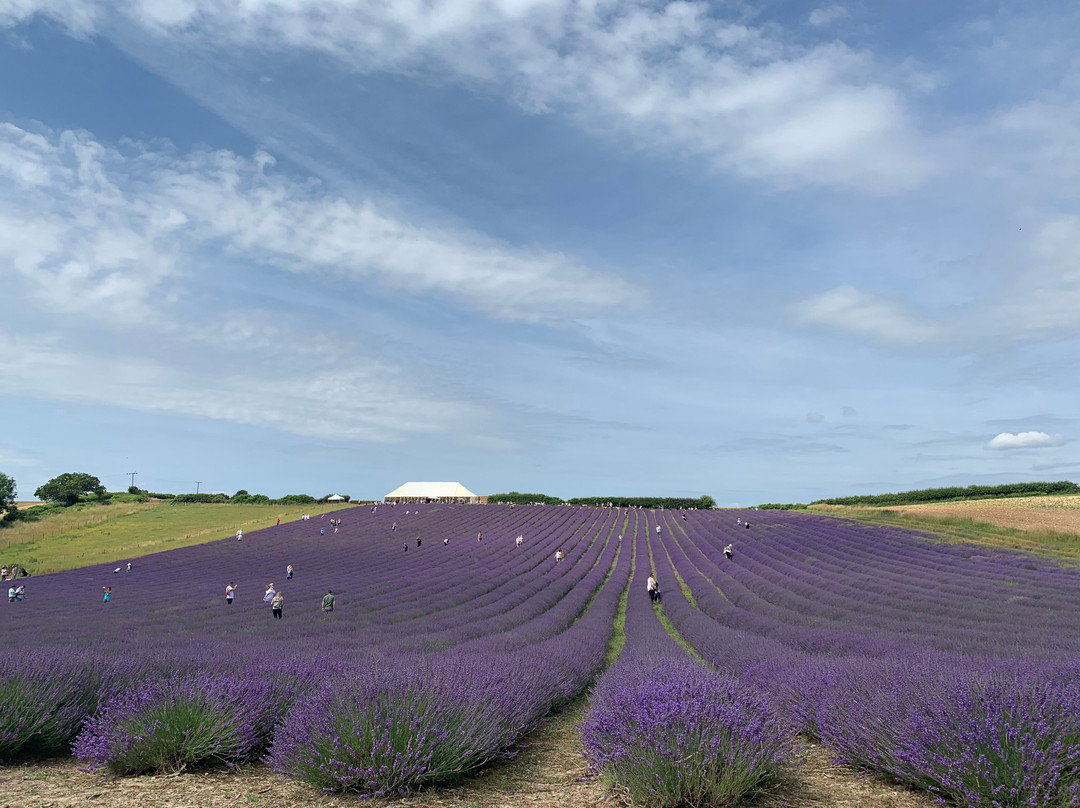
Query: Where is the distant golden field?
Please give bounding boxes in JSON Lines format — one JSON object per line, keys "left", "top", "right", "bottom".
{"left": 813, "top": 494, "right": 1080, "bottom": 563}
{"left": 872, "top": 494, "right": 1080, "bottom": 534}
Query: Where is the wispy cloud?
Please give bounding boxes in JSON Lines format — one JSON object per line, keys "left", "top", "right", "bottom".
{"left": 793, "top": 285, "right": 939, "bottom": 345}
{"left": 0, "top": 330, "right": 481, "bottom": 442}
{"left": 0, "top": 122, "right": 640, "bottom": 324}
{"left": 808, "top": 5, "right": 847, "bottom": 27}
{"left": 2, "top": 0, "right": 933, "bottom": 192}
{"left": 987, "top": 431, "right": 1066, "bottom": 450}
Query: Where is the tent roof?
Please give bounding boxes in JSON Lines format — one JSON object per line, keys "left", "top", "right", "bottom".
{"left": 326, "top": 494, "right": 346, "bottom": 501}
{"left": 385, "top": 482, "right": 478, "bottom": 499}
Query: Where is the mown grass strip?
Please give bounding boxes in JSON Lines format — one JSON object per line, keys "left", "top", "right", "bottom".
{"left": 646, "top": 517, "right": 706, "bottom": 665}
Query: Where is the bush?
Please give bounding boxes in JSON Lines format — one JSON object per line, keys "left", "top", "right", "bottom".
{"left": 172, "top": 493, "right": 229, "bottom": 504}
{"left": 582, "top": 656, "right": 793, "bottom": 808}
{"left": 0, "top": 653, "right": 111, "bottom": 761}
{"left": 487, "top": 492, "right": 564, "bottom": 505}
{"left": 810, "top": 656, "right": 1080, "bottom": 808}
{"left": 74, "top": 672, "right": 298, "bottom": 775}
{"left": 277, "top": 494, "right": 316, "bottom": 505}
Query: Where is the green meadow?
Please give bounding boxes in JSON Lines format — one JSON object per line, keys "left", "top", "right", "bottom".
{"left": 1, "top": 501, "right": 355, "bottom": 574}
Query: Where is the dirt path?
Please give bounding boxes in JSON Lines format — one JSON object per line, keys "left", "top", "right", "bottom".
{"left": 0, "top": 705, "right": 934, "bottom": 808}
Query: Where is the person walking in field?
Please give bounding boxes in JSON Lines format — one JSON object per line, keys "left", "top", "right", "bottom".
{"left": 555, "top": 549, "right": 564, "bottom": 563}
{"left": 322, "top": 590, "right": 336, "bottom": 613}
{"left": 264, "top": 583, "right": 276, "bottom": 603}
{"left": 516, "top": 535, "right": 523, "bottom": 548}
{"left": 416, "top": 536, "right": 422, "bottom": 548}
{"left": 647, "top": 575, "right": 659, "bottom": 603}
{"left": 276, "top": 518, "right": 280, "bottom": 526}
{"left": 477, "top": 531, "right": 483, "bottom": 542}
{"left": 102, "top": 586, "right": 111, "bottom": 603}
{"left": 724, "top": 544, "right": 733, "bottom": 560}
{"left": 236, "top": 529, "right": 243, "bottom": 541}
{"left": 392, "top": 522, "right": 397, "bottom": 532}
{"left": 271, "top": 591, "right": 284, "bottom": 619}
{"left": 319, "top": 528, "right": 324, "bottom": 536}
{"left": 286, "top": 564, "right": 293, "bottom": 580}
{"left": 7, "top": 585, "right": 14, "bottom": 602}
{"left": 13, "top": 584, "right": 23, "bottom": 602}
{"left": 226, "top": 582, "right": 237, "bottom": 604}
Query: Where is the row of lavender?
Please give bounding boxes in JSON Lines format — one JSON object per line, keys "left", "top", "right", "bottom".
{"left": 581, "top": 530, "right": 793, "bottom": 806}
{"left": 639, "top": 508, "right": 1080, "bottom": 808}
{"left": 0, "top": 503, "right": 632, "bottom": 794}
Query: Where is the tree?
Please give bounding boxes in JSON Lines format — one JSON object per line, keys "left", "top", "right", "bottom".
{"left": 35, "top": 472, "right": 105, "bottom": 506}
{"left": 0, "top": 472, "right": 15, "bottom": 511}
{"left": 697, "top": 495, "right": 717, "bottom": 509}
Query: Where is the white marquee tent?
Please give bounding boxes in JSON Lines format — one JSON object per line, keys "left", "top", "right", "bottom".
{"left": 384, "top": 482, "right": 480, "bottom": 504}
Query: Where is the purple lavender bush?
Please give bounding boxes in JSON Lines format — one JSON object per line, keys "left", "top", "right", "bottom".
{"left": 268, "top": 652, "right": 573, "bottom": 796}
{"left": 812, "top": 656, "right": 1080, "bottom": 808}
{"left": 0, "top": 653, "right": 110, "bottom": 760}
{"left": 74, "top": 671, "right": 298, "bottom": 775}
{"left": 581, "top": 655, "right": 794, "bottom": 808}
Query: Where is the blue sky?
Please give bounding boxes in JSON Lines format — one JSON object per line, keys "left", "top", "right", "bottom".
{"left": 1, "top": 1, "right": 1078, "bottom": 505}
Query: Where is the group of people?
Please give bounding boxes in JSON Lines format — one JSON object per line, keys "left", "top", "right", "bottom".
{"left": 227, "top": 568, "right": 335, "bottom": 617}
{"left": 1, "top": 564, "right": 27, "bottom": 581}
{"left": 7, "top": 583, "right": 25, "bottom": 602}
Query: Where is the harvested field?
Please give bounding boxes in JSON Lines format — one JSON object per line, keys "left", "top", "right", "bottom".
{"left": 873, "top": 494, "right": 1080, "bottom": 534}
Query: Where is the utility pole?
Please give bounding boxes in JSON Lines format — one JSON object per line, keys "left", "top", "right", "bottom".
{"left": 195, "top": 481, "right": 202, "bottom": 494}
{"left": 127, "top": 471, "right": 137, "bottom": 489}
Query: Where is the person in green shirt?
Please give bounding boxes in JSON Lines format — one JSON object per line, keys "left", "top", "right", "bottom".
{"left": 321, "top": 590, "right": 336, "bottom": 613}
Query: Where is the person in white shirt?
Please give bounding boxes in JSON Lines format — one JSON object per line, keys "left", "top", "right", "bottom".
{"left": 724, "top": 544, "right": 733, "bottom": 560}
{"left": 647, "top": 575, "right": 659, "bottom": 602}
{"left": 226, "top": 582, "right": 237, "bottom": 604}
{"left": 264, "top": 583, "right": 276, "bottom": 602}
{"left": 655, "top": 525, "right": 661, "bottom": 535}
{"left": 555, "top": 549, "right": 564, "bottom": 563}
{"left": 515, "top": 535, "right": 523, "bottom": 548}
{"left": 236, "top": 529, "right": 243, "bottom": 542}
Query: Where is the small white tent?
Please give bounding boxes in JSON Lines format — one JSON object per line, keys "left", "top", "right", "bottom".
{"left": 326, "top": 494, "right": 346, "bottom": 502}
{"left": 384, "top": 482, "right": 479, "bottom": 504}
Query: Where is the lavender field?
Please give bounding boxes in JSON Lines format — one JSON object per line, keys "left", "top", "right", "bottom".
{"left": 4, "top": 504, "right": 1080, "bottom": 807}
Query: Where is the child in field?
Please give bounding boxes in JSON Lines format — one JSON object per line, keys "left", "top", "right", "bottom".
{"left": 271, "top": 591, "right": 284, "bottom": 619}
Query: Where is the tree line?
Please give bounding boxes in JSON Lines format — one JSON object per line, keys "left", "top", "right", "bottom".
{"left": 760, "top": 480, "right": 1080, "bottom": 509}
{"left": 488, "top": 491, "right": 717, "bottom": 509}
{"left": 0, "top": 471, "right": 347, "bottom": 527}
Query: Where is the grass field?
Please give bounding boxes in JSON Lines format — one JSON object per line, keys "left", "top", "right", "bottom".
{"left": 0, "top": 500, "right": 356, "bottom": 574}
{"left": 811, "top": 494, "right": 1080, "bottom": 563}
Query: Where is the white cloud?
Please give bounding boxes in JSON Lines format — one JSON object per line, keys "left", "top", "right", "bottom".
{"left": 808, "top": 5, "right": 847, "bottom": 27}
{"left": 1, "top": 0, "right": 933, "bottom": 192}
{"left": 793, "top": 285, "right": 939, "bottom": 345}
{"left": 987, "top": 431, "right": 1066, "bottom": 450}
{"left": 0, "top": 122, "right": 640, "bottom": 324}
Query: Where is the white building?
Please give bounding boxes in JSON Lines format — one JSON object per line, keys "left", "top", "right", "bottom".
{"left": 384, "top": 482, "right": 480, "bottom": 504}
